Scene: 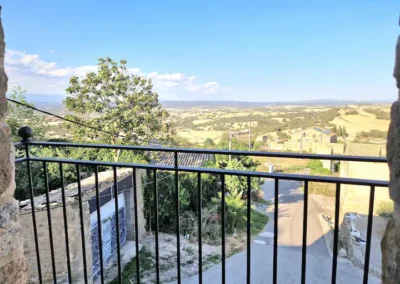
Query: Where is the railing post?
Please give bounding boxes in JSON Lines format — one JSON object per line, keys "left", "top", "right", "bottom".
{"left": 18, "top": 126, "right": 33, "bottom": 158}
{"left": 174, "top": 151, "right": 181, "bottom": 283}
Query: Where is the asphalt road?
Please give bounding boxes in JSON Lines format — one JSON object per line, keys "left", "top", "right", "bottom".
{"left": 180, "top": 173, "right": 381, "bottom": 283}
{"left": 259, "top": 176, "right": 328, "bottom": 257}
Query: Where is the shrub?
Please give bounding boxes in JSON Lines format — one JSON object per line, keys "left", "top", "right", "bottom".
{"left": 308, "top": 160, "right": 331, "bottom": 175}
{"left": 180, "top": 207, "right": 221, "bottom": 244}
{"left": 345, "top": 110, "right": 358, "bottom": 115}
{"left": 357, "top": 130, "right": 388, "bottom": 139}
{"left": 308, "top": 182, "right": 336, "bottom": 197}
{"left": 364, "top": 109, "right": 390, "bottom": 120}
{"left": 143, "top": 171, "right": 220, "bottom": 233}
{"left": 375, "top": 201, "right": 394, "bottom": 218}
{"left": 251, "top": 189, "right": 265, "bottom": 202}
{"left": 212, "top": 190, "right": 247, "bottom": 234}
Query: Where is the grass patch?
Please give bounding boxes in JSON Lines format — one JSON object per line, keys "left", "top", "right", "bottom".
{"left": 109, "top": 248, "right": 155, "bottom": 284}
{"left": 203, "top": 253, "right": 221, "bottom": 266}
{"left": 376, "top": 201, "right": 394, "bottom": 218}
{"left": 251, "top": 209, "right": 269, "bottom": 236}
{"left": 308, "top": 182, "right": 336, "bottom": 197}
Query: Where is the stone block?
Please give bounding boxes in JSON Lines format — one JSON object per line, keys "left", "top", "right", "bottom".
{"left": 0, "top": 125, "right": 14, "bottom": 198}
{"left": 0, "top": 222, "right": 24, "bottom": 261}
{"left": 387, "top": 102, "right": 400, "bottom": 205}
{"left": 0, "top": 200, "right": 19, "bottom": 228}
{"left": 381, "top": 209, "right": 400, "bottom": 284}
{"left": 0, "top": 257, "right": 28, "bottom": 284}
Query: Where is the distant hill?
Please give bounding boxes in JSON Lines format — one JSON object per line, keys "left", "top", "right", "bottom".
{"left": 7, "top": 93, "right": 392, "bottom": 111}
{"left": 160, "top": 99, "right": 392, "bottom": 108}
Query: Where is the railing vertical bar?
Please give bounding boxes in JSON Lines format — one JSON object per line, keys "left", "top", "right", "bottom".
{"left": 175, "top": 151, "right": 182, "bottom": 284}
{"left": 273, "top": 178, "right": 279, "bottom": 284}
{"left": 25, "top": 144, "right": 43, "bottom": 284}
{"left": 363, "top": 185, "right": 375, "bottom": 284}
{"left": 132, "top": 168, "right": 141, "bottom": 284}
{"left": 221, "top": 174, "right": 226, "bottom": 284}
{"left": 43, "top": 162, "right": 57, "bottom": 283}
{"left": 59, "top": 163, "right": 72, "bottom": 284}
{"left": 246, "top": 176, "right": 251, "bottom": 284}
{"left": 154, "top": 169, "right": 160, "bottom": 283}
{"left": 331, "top": 183, "right": 341, "bottom": 284}
{"left": 76, "top": 165, "right": 88, "bottom": 284}
{"left": 113, "top": 166, "right": 122, "bottom": 283}
{"left": 198, "top": 172, "right": 203, "bottom": 284}
{"left": 95, "top": 166, "right": 105, "bottom": 284}
{"left": 301, "top": 180, "right": 309, "bottom": 284}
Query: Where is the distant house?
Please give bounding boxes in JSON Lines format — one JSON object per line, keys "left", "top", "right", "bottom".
{"left": 291, "top": 127, "right": 337, "bottom": 144}
{"left": 340, "top": 143, "right": 388, "bottom": 214}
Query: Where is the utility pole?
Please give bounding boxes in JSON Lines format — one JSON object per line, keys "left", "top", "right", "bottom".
{"left": 248, "top": 112, "right": 252, "bottom": 151}
{"left": 229, "top": 130, "right": 232, "bottom": 162}
{"left": 300, "top": 129, "right": 304, "bottom": 154}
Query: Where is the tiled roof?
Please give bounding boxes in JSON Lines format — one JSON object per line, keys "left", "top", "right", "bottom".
{"left": 149, "top": 152, "right": 214, "bottom": 167}
{"left": 345, "top": 143, "right": 385, "bottom": 157}
{"left": 292, "top": 127, "right": 336, "bottom": 137}
{"left": 313, "top": 127, "right": 334, "bottom": 136}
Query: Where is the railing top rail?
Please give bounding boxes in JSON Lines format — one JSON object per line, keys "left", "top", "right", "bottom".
{"left": 15, "top": 141, "right": 388, "bottom": 163}
{"left": 21, "top": 156, "right": 389, "bottom": 187}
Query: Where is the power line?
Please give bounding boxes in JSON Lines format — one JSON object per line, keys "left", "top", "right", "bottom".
{"left": 8, "top": 98, "right": 121, "bottom": 138}
{"left": 7, "top": 98, "right": 213, "bottom": 148}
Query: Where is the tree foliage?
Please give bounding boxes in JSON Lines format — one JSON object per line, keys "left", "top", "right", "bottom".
{"left": 7, "top": 86, "right": 46, "bottom": 141}
{"left": 64, "top": 57, "right": 170, "bottom": 161}
{"left": 224, "top": 159, "right": 261, "bottom": 195}
{"left": 143, "top": 171, "right": 220, "bottom": 233}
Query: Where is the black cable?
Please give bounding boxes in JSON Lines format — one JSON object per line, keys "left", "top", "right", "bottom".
{"left": 7, "top": 98, "right": 220, "bottom": 148}
{"left": 8, "top": 98, "right": 122, "bottom": 138}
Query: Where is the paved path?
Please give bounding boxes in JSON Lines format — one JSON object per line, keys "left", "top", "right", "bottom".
{"left": 180, "top": 174, "right": 380, "bottom": 283}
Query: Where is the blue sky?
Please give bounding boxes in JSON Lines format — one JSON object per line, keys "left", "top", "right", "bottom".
{"left": 2, "top": 0, "right": 399, "bottom": 101}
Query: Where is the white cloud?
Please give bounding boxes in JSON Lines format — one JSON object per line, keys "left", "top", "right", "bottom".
{"left": 50, "top": 50, "right": 55, "bottom": 53}
{"left": 5, "top": 49, "right": 229, "bottom": 97}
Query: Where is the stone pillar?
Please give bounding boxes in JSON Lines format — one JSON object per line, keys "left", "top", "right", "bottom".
{"left": 125, "top": 169, "right": 147, "bottom": 241}
{"left": 381, "top": 19, "right": 400, "bottom": 284}
{"left": 0, "top": 6, "right": 28, "bottom": 284}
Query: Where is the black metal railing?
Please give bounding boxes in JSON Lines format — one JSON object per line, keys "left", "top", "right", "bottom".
{"left": 14, "top": 127, "right": 388, "bottom": 284}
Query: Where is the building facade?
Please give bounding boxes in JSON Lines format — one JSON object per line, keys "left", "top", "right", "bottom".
{"left": 19, "top": 168, "right": 146, "bottom": 283}
{"left": 291, "top": 127, "right": 337, "bottom": 144}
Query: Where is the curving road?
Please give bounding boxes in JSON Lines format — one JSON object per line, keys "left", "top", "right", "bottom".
{"left": 180, "top": 174, "right": 380, "bottom": 283}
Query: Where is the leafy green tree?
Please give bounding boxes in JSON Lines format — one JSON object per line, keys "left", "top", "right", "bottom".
{"left": 6, "top": 86, "right": 49, "bottom": 200}
{"left": 224, "top": 159, "right": 261, "bottom": 195}
{"left": 203, "top": 137, "right": 216, "bottom": 148}
{"left": 7, "top": 86, "right": 46, "bottom": 141}
{"left": 64, "top": 57, "right": 170, "bottom": 161}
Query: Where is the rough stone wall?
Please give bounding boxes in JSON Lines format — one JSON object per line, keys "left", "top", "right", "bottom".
{"left": 20, "top": 202, "right": 93, "bottom": 283}
{"left": 381, "top": 24, "right": 400, "bottom": 284}
{"left": 0, "top": 6, "right": 28, "bottom": 284}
